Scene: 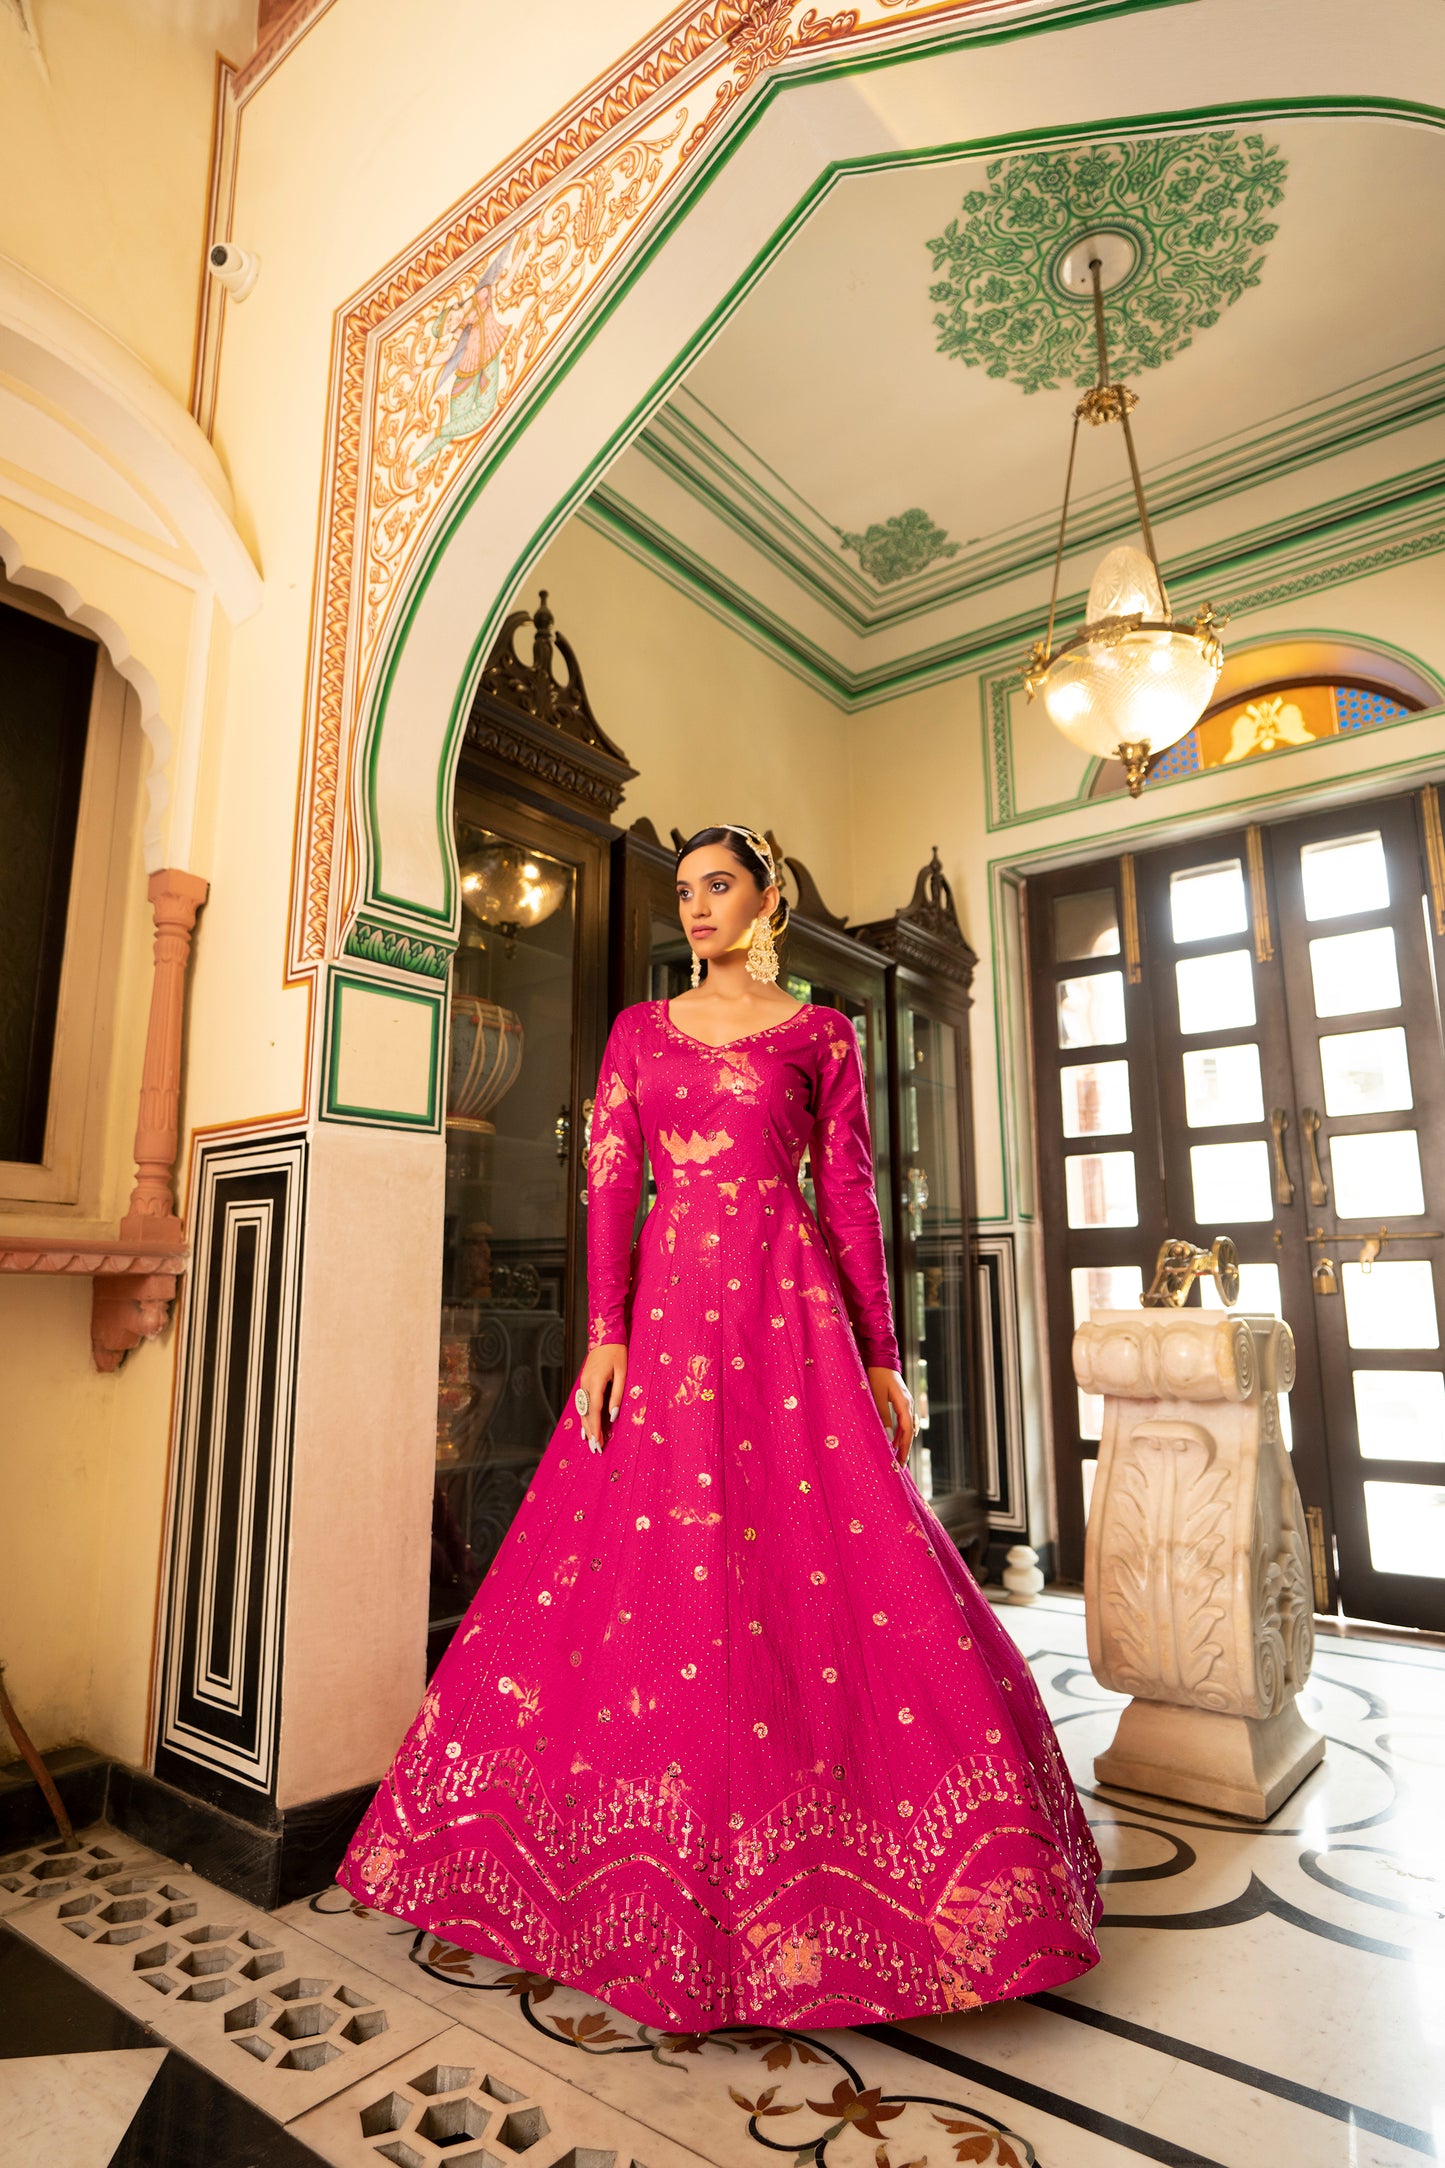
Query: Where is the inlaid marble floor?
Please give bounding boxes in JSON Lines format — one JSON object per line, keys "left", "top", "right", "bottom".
{"left": 3, "top": 1593, "right": 1440, "bottom": 2167}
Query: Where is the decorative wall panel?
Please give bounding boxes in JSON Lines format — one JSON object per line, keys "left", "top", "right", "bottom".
{"left": 157, "top": 1134, "right": 307, "bottom": 1801}
{"left": 974, "top": 1233, "right": 1026, "bottom": 1534}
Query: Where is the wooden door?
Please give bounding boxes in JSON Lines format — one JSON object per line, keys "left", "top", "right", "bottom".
{"left": 1267, "top": 794, "right": 1445, "bottom": 1629}
{"left": 1028, "top": 791, "right": 1445, "bottom": 1630}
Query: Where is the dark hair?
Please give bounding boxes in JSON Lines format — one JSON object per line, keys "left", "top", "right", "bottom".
{"left": 674, "top": 824, "right": 790, "bottom": 937}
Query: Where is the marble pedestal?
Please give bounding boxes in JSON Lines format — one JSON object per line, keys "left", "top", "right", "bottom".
{"left": 1076, "top": 1309, "right": 1324, "bottom": 1821}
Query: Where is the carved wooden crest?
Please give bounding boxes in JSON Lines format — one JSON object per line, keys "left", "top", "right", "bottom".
{"left": 465, "top": 591, "right": 636, "bottom": 814}
{"left": 857, "top": 847, "right": 977, "bottom": 992}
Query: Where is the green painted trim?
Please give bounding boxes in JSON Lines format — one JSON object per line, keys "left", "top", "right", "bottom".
{"left": 590, "top": 467, "right": 1445, "bottom": 723}
{"left": 344, "top": 917, "right": 453, "bottom": 979}
{"left": 631, "top": 353, "right": 1445, "bottom": 636}
{"left": 356, "top": 74, "right": 1445, "bottom": 939}
{"left": 581, "top": 491, "right": 850, "bottom": 696}
{"left": 1072, "top": 624, "right": 1445, "bottom": 803}
{"left": 992, "top": 718, "right": 1445, "bottom": 876}
{"left": 319, "top": 967, "right": 445, "bottom": 1131}
{"left": 985, "top": 504, "right": 1445, "bottom": 827}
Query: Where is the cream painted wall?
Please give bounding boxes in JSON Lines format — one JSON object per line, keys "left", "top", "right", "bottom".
{"left": 0, "top": 1274, "right": 182, "bottom": 1767}
{"left": 0, "top": 0, "right": 255, "bottom": 409}
{"left": 528, "top": 518, "right": 859, "bottom": 914}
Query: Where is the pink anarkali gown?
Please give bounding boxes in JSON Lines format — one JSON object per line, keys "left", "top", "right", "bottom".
{"left": 339, "top": 998, "right": 1101, "bottom": 2028}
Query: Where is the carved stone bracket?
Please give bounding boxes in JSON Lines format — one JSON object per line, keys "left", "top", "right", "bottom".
{"left": 1078, "top": 1307, "right": 1323, "bottom": 1819}
{"left": 0, "top": 868, "right": 206, "bottom": 1370}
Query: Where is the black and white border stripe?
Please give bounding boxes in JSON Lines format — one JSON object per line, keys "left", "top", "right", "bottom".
{"left": 157, "top": 1132, "right": 307, "bottom": 1796}
{"left": 974, "top": 1233, "right": 1028, "bottom": 1534}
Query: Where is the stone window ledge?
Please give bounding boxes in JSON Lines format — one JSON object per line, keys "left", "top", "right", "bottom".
{"left": 0, "top": 1234, "right": 190, "bottom": 1371}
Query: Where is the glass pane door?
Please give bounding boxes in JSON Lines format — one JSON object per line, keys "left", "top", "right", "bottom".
{"left": 1270, "top": 795, "right": 1445, "bottom": 1631}
{"left": 1028, "top": 863, "right": 1169, "bottom": 1574}
{"left": 1029, "top": 792, "right": 1445, "bottom": 1630}
{"left": 1134, "top": 834, "right": 1330, "bottom": 1537}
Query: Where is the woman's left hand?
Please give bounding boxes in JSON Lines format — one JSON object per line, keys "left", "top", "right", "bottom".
{"left": 867, "top": 1367, "right": 915, "bottom": 1466}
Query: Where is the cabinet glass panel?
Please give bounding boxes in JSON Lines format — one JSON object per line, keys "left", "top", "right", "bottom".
{"left": 1319, "top": 1027, "right": 1413, "bottom": 1116}
{"left": 1353, "top": 1371, "right": 1445, "bottom": 1461}
{"left": 434, "top": 826, "right": 576, "bottom": 1641}
{"left": 1065, "top": 1150, "right": 1138, "bottom": 1228}
{"left": 1182, "top": 1043, "right": 1265, "bottom": 1128}
{"left": 1300, "top": 831, "right": 1390, "bottom": 921}
{"left": 1170, "top": 859, "right": 1247, "bottom": 944}
{"left": 1071, "top": 1265, "right": 1143, "bottom": 1441}
{"left": 1342, "top": 1261, "right": 1440, "bottom": 1349}
{"left": 1061, "top": 1059, "right": 1132, "bottom": 1138}
{"left": 1189, "top": 1140, "right": 1274, "bottom": 1222}
{"left": 1176, "top": 950, "right": 1256, "bottom": 1034}
{"left": 1329, "top": 1130, "right": 1425, "bottom": 1220}
{"left": 899, "top": 1006, "right": 968, "bottom": 1499}
{"left": 1363, "top": 1483, "right": 1445, "bottom": 1577}
{"left": 1057, "top": 971, "right": 1126, "bottom": 1048}
{"left": 1054, "top": 889, "right": 1120, "bottom": 961}
{"left": 1309, "top": 927, "right": 1401, "bottom": 1017}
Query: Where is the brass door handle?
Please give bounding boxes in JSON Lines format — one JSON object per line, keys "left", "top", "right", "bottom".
{"left": 1300, "top": 1107, "right": 1328, "bottom": 1207}
{"left": 1269, "top": 1108, "right": 1295, "bottom": 1207}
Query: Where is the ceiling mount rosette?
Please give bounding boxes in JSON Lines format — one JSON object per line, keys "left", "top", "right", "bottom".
{"left": 927, "top": 131, "right": 1288, "bottom": 395}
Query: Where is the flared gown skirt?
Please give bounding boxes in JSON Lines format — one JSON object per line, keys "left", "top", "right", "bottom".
{"left": 339, "top": 1170, "right": 1102, "bottom": 2029}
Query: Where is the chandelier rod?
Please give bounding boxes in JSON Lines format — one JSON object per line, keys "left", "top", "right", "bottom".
{"left": 1088, "top": 253, "right": 1171, "bottom": 617}
{"left": 1042, "top": 410, "right": 1081, "bottom": 665}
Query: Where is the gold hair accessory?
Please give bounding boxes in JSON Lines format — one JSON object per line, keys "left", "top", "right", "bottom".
{"left": 746, "top": 913, "right": 780, "bottom": 984}
{"left": 722, "top": 824, "right": 776, "bottom": 884}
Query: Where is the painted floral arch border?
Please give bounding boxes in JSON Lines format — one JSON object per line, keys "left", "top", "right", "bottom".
{"left": 293, "top": 0, "right": 1062, "bottom": 976}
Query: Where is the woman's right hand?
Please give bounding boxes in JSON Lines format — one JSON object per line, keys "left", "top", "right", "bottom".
{"left": 577, "top": 1341, "right": 627, "bottom": 1451}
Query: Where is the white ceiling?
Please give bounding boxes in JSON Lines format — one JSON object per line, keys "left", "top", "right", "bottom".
{"left": 585, "top": 98, "right": 1445, "bottom": 704}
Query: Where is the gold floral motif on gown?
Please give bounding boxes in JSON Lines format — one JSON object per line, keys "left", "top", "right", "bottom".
{"left": 339, "top": 999, "right": 1101, "bottom": 2030}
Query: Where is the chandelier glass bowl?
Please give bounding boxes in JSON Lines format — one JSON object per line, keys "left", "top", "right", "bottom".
{"left": 1039, "top": 547, "right": 1222, "bottom": 774}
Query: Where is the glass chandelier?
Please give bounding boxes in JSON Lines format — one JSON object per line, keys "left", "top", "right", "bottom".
{"left": 1024, "top": 241, "right": 1225, "bottom": 797}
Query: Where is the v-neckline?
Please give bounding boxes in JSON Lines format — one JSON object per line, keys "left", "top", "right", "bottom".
{"left": 659, "top": 996, "right": 813, "bottom": 1053}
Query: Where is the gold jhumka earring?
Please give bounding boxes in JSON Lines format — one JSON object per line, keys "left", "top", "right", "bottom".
{"left": 690, "top": 947, "right": 702, "bottom": 988}
{"left": 745, "top": 913, "right": 780, "bottom": 984}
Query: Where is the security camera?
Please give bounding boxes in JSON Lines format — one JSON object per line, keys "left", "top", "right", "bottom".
{"left": 208, "top": 242, "right": 259, "bottom": 301}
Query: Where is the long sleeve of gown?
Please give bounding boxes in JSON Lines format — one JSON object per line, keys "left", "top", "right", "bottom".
{"left": 585, "top": 1012, "right": 646, "bottom": 1348}
{"left": 808, "top": 1019, "right": 902, "bottom": 1373}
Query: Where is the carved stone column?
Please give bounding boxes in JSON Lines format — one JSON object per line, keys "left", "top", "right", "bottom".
{"left": 119, "top": 868, "right": 209, "bottom": 1247}
{"left": 1077, "top": 1308, "right": 1323, "bottom": 1819}
{"left": 90, "top": 868, "right": 208, "bottom": 1368}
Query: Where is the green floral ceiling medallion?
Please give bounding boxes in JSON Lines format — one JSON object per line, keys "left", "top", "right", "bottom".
{"left": 838, "top": 507, "right": 960, "bottom": 585}
{"left": 927, "top": 131, "right": 1288, "bottom": 395}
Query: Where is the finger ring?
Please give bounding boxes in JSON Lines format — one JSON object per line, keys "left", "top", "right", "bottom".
{"left": 573, "top": 1386, "right": 590, "bottom": 1418}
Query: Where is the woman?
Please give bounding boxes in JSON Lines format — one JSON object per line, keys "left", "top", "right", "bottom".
{"left": 339, "top": 823, "right": 1101, "bottom": 2028}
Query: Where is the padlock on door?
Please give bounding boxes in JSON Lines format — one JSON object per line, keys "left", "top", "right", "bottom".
{"left": 1312, "top": 1255, "right": 1339, "bottom": 1296}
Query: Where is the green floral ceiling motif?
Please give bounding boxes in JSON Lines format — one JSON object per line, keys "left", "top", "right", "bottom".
{"left": 838, "top": 507, "right": 960, "bottom": 584}
{"left": 927, "top": 132, "right": 1288, "bottom": 395}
